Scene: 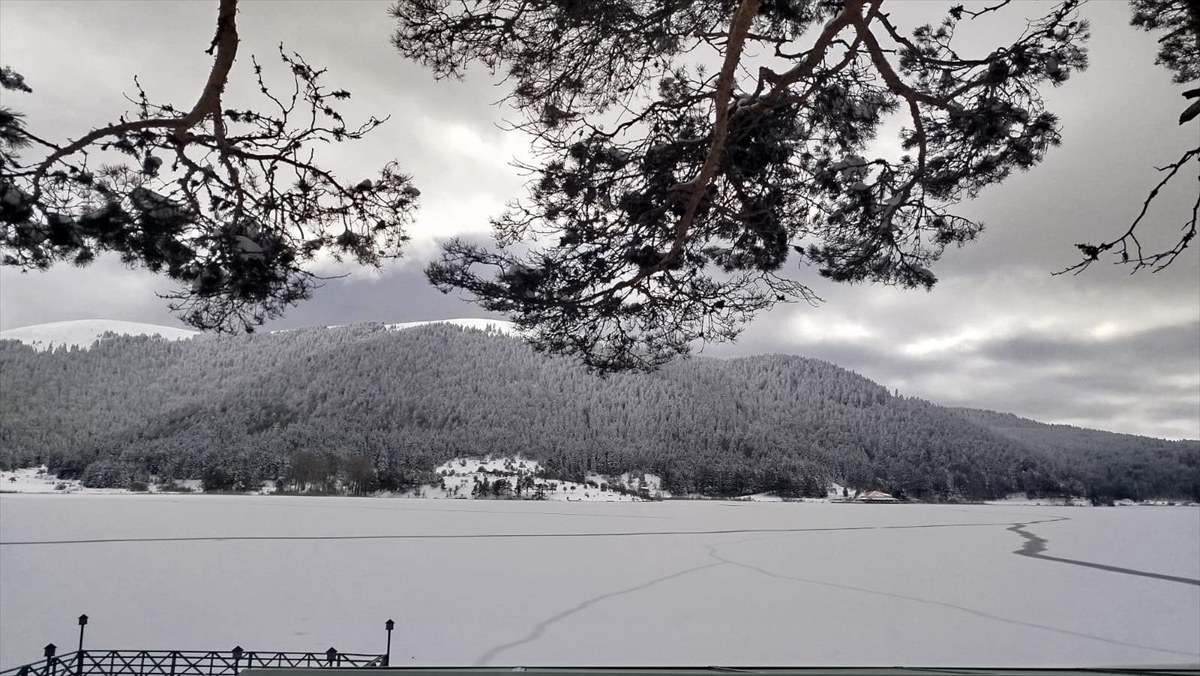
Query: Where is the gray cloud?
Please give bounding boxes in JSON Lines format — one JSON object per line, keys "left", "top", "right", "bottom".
{"left": 0, "top": 257, "right": 179, "bottom": 330}
{"left": 264, "top": 260, "right": 499, "bottom": 330}
{"left": 705, "top": 297, "right": 1199, "bottom": 439}
{"left": 977, "top": 322, "right": 1200, "bottom": 370}
{"left": 0, "top": 0, "right": 1196, "bottom": 439}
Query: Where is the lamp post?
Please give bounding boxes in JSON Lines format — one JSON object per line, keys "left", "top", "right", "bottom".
{"left": 325, "top": 648, "right": 338, "bottom": 667}
{"left": 76, "top": 615, "right": 88, "bottom": 676}
{"left": 384, "top": 620, "right": 394, "bottom": 667}
{"left": 231, "top": 646, "right": 243, "bottom": 676}
{"left": 44, "top": 644, "right": 57, "bottom": 676}
{"left": 77, "top": 615, "right": 88, "bottom": 652}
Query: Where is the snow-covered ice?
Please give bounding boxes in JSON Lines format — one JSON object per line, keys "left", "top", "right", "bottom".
{"left": 0, "top": 496, "right": 1196, "bottom": 669}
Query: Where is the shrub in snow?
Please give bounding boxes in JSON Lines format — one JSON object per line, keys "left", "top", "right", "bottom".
{"left": 202, "top": 466, "right": 235, "bottom": 492}
{"left": 81, "top": 458, "right": 131, "bottom": 488}
{"left": 492, "top": 478, "right": 511, "bottom": 496}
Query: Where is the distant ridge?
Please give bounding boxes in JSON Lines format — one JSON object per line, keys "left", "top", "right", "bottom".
{"left": 0, "top": 320, "right": 198, "bottom": 351}
{"left": 0, "top": 317, "right": 517, "bottom": 351}
{"left": 386, "top": 318, "right": 519, "bottom": 336}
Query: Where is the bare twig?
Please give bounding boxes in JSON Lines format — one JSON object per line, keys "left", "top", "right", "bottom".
{"left": 954, "top": 0, "right": 1014, "bottom": 20}
{"left": 31, "top": 0, "right": 240, "bottom": 199}
{"left": 1056, "top": 147, "right": 1199, "bottom": 274}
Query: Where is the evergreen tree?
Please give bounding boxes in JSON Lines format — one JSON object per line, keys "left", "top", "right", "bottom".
{"left": 0, "top": 0, "right": 417, "bottom": 333}
{"left": 395, "top": 0, "right": 1197, "bottom": 371}
{"left": 0, "top": 0, "right": 1195, "bottom": 360}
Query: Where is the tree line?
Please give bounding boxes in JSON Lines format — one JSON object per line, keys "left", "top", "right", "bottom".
{"left": 1, "top": 323, "right": 1196, "bottom": 501}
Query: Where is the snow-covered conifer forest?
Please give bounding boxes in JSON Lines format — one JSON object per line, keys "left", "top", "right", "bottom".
{"left": 2, "top": 321, "right": 1196, "bottom": 503}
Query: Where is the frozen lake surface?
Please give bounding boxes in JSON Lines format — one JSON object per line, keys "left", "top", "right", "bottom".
{"left": 1, "top": 495, "right": 1197, "bottom": 668}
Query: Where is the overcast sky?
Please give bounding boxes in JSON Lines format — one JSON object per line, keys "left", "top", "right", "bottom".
{"left": 0, "top": 0, "right": 1197, "bottom": 439}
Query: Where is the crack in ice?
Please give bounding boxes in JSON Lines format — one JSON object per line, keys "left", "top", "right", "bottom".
{"left": 473, "top": 561, "right": 725, "bottom": 665}
{"left": 0, "top": 519, "right": 1067, "bottom": 547}
{"left": 1008, "top": 522, "right": 1200, "bottom": 587}
{"left": 709, "top": 520, "right": 1200, "bottom": 660}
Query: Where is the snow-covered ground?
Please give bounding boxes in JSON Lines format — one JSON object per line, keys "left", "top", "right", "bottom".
{"left": 0, "top": 466, "right": 89, "bottom": 493}
{"left": 0, "top": 468, "right": 242, "bottom": 495}
{"left": 0, "top": 320, "right": 197, "bottom": 351}
{"left": 0, "top": 461, "right": 666, "bottom": 501}
{"left": 1, "top": 496, "right": 1196, "bottom": 669}
{"left": 405, "top": 457, "right": 666, "bottom": 501}
{"left": 985, "top": 494, "right": 1094, "bottom": 507}
{"left": 0, "top": 467, "right": 169, "bottom": 495}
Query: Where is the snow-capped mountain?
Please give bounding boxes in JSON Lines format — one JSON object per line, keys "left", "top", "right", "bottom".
{"left": 0, "top": 317, "right": 518, "bottom": 352}
{"left": 0, "top": 320, "right": 198, "bottom": 351}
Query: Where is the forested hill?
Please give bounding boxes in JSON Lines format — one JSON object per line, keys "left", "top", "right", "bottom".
{"left": 952, "top": 408, "right": 1198, "bottom": 501}
{"left": 1, "top": 323, "right": 1196, "bottom": 501}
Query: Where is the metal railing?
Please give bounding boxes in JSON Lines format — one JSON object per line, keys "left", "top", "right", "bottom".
{"left": 1, "top": 650, "right": 388, "bottom": 676}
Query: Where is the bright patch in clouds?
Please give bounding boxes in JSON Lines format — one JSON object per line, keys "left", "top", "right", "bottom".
{"left": 788, "top": 315, "right": 875, "bottom": 343}
{"left": 431, "top": 121, "right": 533, "bottom": 171}
{"left": 901, "top": 328, "right": 991, "bottom": 357}
{"left": 408, "top": 190, "right": 507, "bottom": 242}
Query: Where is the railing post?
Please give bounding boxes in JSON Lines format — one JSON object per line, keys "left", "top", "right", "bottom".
{"left": 77, "top": 616, "right": 88, "bottom": 652}
{"left": 170, "top": 652, "right": 177, "bottom": 676}
{"left": 44, "top": 644, "right": 57, "bottom": 676}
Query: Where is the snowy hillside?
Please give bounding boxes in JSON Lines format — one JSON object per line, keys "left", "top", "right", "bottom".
{"left": 0, "top": 320, "right": 197, "bottom": 351}
{"left": 2, "top": 320, "right": 1195, "bottom": 502}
